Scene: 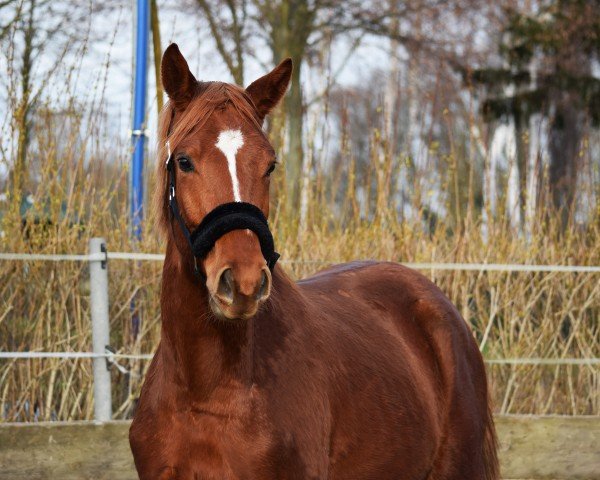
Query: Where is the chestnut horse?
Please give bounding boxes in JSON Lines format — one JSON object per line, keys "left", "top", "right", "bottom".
{"left": 129, "top": 43, "right": 499, "bottom": 480}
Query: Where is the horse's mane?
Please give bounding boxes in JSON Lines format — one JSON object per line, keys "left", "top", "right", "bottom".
{"left": 154, "top": 82, "right": 262, "bottom": 235}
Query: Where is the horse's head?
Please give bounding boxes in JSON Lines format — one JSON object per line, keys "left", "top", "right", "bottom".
{"left": 157, "top": 44, "right": 292, "bottom": 321}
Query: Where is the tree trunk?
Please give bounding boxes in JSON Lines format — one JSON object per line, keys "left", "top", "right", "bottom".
{"left": 548, "top": 100, "right": 582, "bottom": 228}
{"left": 150, "top": 0, "right": 163, "bottom": 113}
{"left": 266, "top": 0, "right": 315, "bottom": 213}
{"left": 514, "top": 114, "right": 528, "bottom": 232}
{"left": 285, "top": 57, "right": 303, "bottom": 207}
{"left": 525, "top": 114, "right": 544, "bottom": 237}
{"left": 11, "top": 0, "right": 36, "bottom": 203}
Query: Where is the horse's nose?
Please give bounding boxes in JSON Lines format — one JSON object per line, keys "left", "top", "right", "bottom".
{"left": 212, "top": 265, "right": 272, "bottom": 319}
{"left": 236, "top": 267, "right": 270, "bottom": 300}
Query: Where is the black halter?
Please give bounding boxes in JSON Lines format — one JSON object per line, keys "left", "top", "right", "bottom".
{"left": 164, "top": 117, "right": 280, "bottom": 279}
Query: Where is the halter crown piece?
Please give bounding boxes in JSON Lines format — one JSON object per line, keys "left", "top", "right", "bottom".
{"left": 164, "top": 132, "right": 280, "bottom": 280}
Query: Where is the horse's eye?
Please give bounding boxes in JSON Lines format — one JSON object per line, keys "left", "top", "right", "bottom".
{"left": 177, "top": 155, "right": 194, "bottom": 172}
{"left": 265, "top": 162, "right": 277, "bottom": 177}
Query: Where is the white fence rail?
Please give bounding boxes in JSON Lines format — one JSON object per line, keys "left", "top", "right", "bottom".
{"left": 1, "top": 238, "right": 599, "bottom": 421}
{"left": 3, "top": 250, "right": 600, "bottom": 272}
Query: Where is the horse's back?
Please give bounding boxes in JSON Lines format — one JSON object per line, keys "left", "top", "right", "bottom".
{"left": 297, "top": 261, "right": 493, "bottom": 479}
{"left": 298, "top": 260, "right": 477, "bottom": 366}
{"left": 298, "top": 260, "right": 480, "bottom": 369}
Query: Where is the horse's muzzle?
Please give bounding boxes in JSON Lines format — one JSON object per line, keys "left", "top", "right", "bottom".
{"left": 208, "top": 264, "right": 272, "bottom": 320}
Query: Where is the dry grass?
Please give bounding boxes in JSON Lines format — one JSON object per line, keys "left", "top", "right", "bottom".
{"left": 0, "top": 124, "right": 598, "bottom": 422}
{"left": 0, "top": 60, "right": 598, "bottom": 423}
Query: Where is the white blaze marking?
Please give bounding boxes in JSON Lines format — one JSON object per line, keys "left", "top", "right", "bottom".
{"left": 215, "top": 129, "right": 244, "bottom": 202}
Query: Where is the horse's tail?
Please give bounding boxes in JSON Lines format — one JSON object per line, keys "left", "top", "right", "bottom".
{"left": 482, "top": 398, "right": 500, "bottom": 480}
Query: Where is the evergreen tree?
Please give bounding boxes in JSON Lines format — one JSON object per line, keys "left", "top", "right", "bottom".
{"left": 470, "top": 0, "right": 600, "bottom": 226}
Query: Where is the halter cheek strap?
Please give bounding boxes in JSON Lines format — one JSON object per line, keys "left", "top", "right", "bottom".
{"left": 165, "top": 143, "right": 200, "bottom": 276}
{"left": 164, "top": 135, "right": 280, "bottom": 280}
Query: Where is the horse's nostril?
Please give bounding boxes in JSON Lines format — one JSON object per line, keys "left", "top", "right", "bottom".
{"left": 216, "top": 268, "right": 234, "bottom": 304}
{"left": 257, "top": 269, "right": 271, "bottom": 300}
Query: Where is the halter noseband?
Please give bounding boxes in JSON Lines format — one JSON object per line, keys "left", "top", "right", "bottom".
{"left": 164, "top": 117, "right": 280, "bottom": 279}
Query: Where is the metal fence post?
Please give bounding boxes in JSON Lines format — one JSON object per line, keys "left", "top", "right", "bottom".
{"left": 89, "top": 237, "right": 112, "bottom": 422}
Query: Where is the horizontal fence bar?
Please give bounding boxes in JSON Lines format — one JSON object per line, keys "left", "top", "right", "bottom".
{"left": 0, "top": 352, "right": 153, "bottom": 360}
{"left": 106, "top": 252, "right": 164, "bottom": 261}
{"left": 0, "top": 352, "right": 597, "bottom": 365}
{"left": 402, "top": 261, "right": 600, "bottom": 273}
{"left": 484, "top": 358, "right": 600, "bottom": 366}
{"left": 1, "top": 251, "right": 600, "bottom": 273}
{"left": 0, "top": 253, "right": 93, "bottom": 261}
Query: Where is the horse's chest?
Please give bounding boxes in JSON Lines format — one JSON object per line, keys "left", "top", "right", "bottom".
{"left": 132, "top": 400, "right": 324, "bottom": 480}
{"left": 167, "top": 409, "right": 273, "bottom": 479}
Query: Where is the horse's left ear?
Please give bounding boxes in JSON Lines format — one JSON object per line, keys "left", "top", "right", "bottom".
{"left": 245, "top": 58, "right": 292, "bottom": 121}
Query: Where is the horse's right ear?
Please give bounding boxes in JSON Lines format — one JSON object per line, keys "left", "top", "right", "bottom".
{"left": 161, "top": 44, "right": 197, "bottom": 110}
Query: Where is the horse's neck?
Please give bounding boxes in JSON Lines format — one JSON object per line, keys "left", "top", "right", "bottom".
{"left": 158, "top": 239, "right": 290, "bottom": 399}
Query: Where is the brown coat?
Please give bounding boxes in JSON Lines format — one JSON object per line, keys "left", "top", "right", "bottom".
{"left": 130, "top": 252, "right": 497, "bottom": 479}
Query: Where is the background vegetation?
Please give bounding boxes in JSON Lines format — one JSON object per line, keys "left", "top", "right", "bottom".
{"left": 0, "top": 0, "right": 598, "bottom": 421}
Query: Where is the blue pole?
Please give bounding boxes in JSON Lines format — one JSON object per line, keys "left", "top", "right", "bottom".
{"left": 131, "top": 0, "right": 150, "bottom": 239}
{"left": 130, "top": 0, "right": 150, "bottom": 339}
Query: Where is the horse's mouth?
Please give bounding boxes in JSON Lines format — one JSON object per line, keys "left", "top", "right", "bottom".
{"left": 208, "top": 295, "right": 259, "bottom": 322}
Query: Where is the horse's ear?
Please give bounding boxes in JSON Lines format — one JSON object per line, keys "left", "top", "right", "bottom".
{"left": 245, "top": 58, "right": 292, "bottom": 121}
{"left": 161, "top": 43, "right": 197, "bottom": 110}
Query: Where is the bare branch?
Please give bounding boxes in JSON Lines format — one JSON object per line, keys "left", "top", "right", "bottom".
{"left": 195, "top": 0, "right": 242, "bottom": 84}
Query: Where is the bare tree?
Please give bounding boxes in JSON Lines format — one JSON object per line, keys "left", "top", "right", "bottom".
{"left": 195, "top": 0, "right": 247, "bottom": 85}
{"left": 192, "top": 0, "right": 464, "bottom": 213}
{"left": 1, "top": 0, "right": 91, "bottom": 202}
{"left": 468, "top": 0, "right": 600, "bottom": 229}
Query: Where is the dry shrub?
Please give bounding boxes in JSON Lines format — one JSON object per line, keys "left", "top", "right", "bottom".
{"left": 0, "top": 66, "right": 598, "bottom": 423}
